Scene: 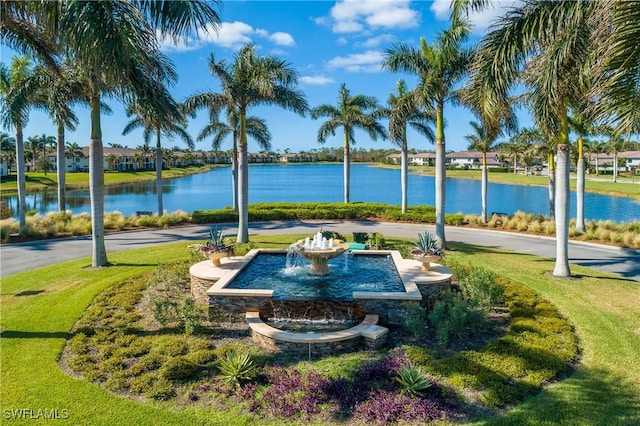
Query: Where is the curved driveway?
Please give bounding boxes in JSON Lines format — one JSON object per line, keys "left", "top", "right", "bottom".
{"left": 1, "top": 221, "right": 638, "bottom": 281}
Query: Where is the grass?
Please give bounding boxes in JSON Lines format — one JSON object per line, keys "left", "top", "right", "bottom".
{"left": 1, "top": 234, "right": 639, "bottom": 424}
{"left": 0, "top": 165, "right": 218, "bottom": 195}
{"left": 392, "top": 165, "right": 640, "bottom": 200}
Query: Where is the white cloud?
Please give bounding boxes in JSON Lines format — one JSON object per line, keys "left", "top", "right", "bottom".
{"left": 336, "top": 36, "right": 349, "bottom": 45}
{"left": 359, "top": 34, "right": 395, "bottom": 48}
{"left": 329, "top": 0, "right": 419, "bottom": 33}
{"left": 158, "top": 21, "right": 296, "bottom": 51}
{"left": 270, "top": 32, "right": 295, "bottom": 47}
{"left": 327, "top": 50, "right": 384, "bottom": 73}
{"left": 300, "top": 74, "right": 336, "bottom": 85}
{"left": 430, "top": 0, "right": 523, "bottom": 35}
{"left": 215, "top": 21, "right": 254, "bottom": 48}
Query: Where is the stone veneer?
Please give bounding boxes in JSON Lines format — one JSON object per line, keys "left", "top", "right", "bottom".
{"left": 190, "top": 248, "right": 452, "bottom": 346}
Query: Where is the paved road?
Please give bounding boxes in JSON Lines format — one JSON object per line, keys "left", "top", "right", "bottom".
{"left": 1, "top": 221, "right": 639, "bottom": 281}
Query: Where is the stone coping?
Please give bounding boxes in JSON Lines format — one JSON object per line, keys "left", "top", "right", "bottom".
{"left": 246, "top": 312, "right": 388, "bottom": 343}
{"left": 197, "top": 248, "right": 452, "bottom": 300}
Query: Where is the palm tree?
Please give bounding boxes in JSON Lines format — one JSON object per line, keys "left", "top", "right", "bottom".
{"left": 49, "top": 1, "right": 220, "bottom": 266}
{"left": 25, "top": 135, "right": 41, "bottom": 171}
{"left": 194, "top": 107, "right": 271, "bottom": 212}
{"left": 383, "top": 79, "right": 434, "bottom": 213}
{"left": 311, "top": 83, "right": 386, "bottom": 204}
{"left": 36, "top": 133, "right": 56, "bottom": 174}
{"left": 33, "top": 61, "right": 90, "bottom": 210}
{"left": 65, "top": 141, "right": 84, "bottom": 172}
{"left": 123, "top": 96, "right": 193, "bottom": 216}
{"left": 568, "top": 112, "right": 594, "bottom": 233}
{"left": 466, "top": 1, "right": 598, "bottom": 277}
{"left": 604, "top": 131, "right": 627, "bottom": 183}
{"left": 1, "top": 132, "right": 16, "bottom": 174}
{"left": 464, "top": 121, "right": 500, "bottom": 223}
{"left": 0, "top": 56, "right": 35, "bottom": 231}
{"left": 184, "top": 44, "right": 308, "bottom": 243}
{"left": 383, "top": 18, "right": 472, "bottom": 247}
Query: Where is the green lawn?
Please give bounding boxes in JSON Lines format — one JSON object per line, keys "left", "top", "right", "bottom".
{"left": 1, "top": 237, "right": 639, "bottom": 425}
{"left": 0, "top": 165, "right": 218, "bottom": 195}
{"left": 379, "top": 164, "right": 640, "bottom": 199}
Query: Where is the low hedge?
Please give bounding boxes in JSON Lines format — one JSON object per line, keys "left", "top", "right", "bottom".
{"left": 191, "top": 202, "right": 464, "bottom": 226}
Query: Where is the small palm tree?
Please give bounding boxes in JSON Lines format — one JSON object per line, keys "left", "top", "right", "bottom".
{"left": 123, "top": 95, "right": 193, "bottom": 216}
{"left": 0, "top": 56, "right": 35, "bottom": 231}
{"left": 384, "top": 80, "right": 434, "bottom": 213}
{"left": 311, "top": 83, "right": 387, "bottom": 204}
{"left": 465, "top": 121, "right": 500, "bottom": 223}
{"left": 185, "top": 44, "right": 308, "bottom": 243}
{"left": 195, "top": 108, "right": 271, "bottom": 212}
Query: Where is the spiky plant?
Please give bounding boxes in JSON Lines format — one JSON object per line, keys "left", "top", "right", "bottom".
{"left": 217, "top": 351, "right": 257, "bottom": 389}
{"left": 396, "top": 364, "right": 432, "bottom": 397}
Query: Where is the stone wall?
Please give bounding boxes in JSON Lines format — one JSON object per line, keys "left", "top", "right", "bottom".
{"left": 249, "top": 329, "right": 376, "bottom": 357}
{"left": 190, "top": 275, "right": 215, "bottom": 306}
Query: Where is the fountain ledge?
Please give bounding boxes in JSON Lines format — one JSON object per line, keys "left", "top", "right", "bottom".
{"left": 246, "top": 312, "right": 388, "bottom": 344}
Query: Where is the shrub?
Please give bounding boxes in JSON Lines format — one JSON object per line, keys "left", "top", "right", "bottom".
{"left": 161, "top": 357, "right": 199, "bottom": 381}
{"left": 217, "top": 351, "right": 257, "bottom": 388}
{"left": 404, "top": 303, "right": 428, "bottom": 338}
{"left": 353, "top": 390, "right": 443, "bottom": 424}
{"left": 458, "top": 266, "right": 503, "bottom": 312}
{"left": 180, "top": 297, "right": 203, "bottom": 335}
{"left": 396, "top": 364, "right": 432, "bottom": 397}
{"left": 429, "top": 292, "right": 482, "bottom": 345}
{"left": 353, "top": 232, "right": 368, "bottom": 244}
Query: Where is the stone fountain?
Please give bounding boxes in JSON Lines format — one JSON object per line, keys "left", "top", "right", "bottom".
{"left": 289, "top": 232, "right": 350, "bottom": 275}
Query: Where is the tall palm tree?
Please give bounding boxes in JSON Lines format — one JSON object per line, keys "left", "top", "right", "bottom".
{"left": 383, "top": 18, "right": 472, "bottom": 247}
{"left": 50, "top": 1, "right": 220, "bottom": 266}
{"left": 33, "top": 61, "right": 90, "bottom": 210}
{"left": 0, "top": 56, "right": 35, "bottom": 231}
{"left": 467, "top": 1, "right": 597, "bottom": 277}
{"left": 384, "top": 79, "right": 434, "bottom": 213}
{"left": 123, "top": 96, "right": 193, "bottom": 216}
{"left": 604, "top": 131, "right": 626, "bottom": 183}
{"left": 311, "top": 83, "right": 387, "bottom": 204}
{"left": 194, "top": 108, "right": 271, "bottom": 212}
{"left": 25, "top": 135, "right": 41, "bottom": 171}
{"left": 36, "top": 133, "right": 56, "bottom": 173}
{"left": 185, "top": 44, "right": 308, "bottom": 243}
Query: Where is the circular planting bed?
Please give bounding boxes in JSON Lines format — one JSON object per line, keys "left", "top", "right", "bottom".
{"left": 60, "top": 256, "right": 579, "bottom": 425}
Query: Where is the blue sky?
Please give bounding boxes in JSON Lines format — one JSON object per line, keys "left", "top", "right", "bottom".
{"left": 1, "top": 0, "right": 526, "bottom": 153}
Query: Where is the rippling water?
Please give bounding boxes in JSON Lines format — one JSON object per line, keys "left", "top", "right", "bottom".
{"left": 4, "top": 163, "right": 639, "bottom": 222}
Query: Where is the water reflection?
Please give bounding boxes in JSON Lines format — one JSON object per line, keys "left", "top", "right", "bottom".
{"left": 2, "top": 164, "right": 639, "bottom": 223}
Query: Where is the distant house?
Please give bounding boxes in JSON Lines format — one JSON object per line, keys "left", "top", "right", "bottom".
{"left": 48, "top": 147, "right": 141, "bottom": 172}
{"left": 620, "top": 151, "right": 640, "bottom": 172}
{"left": 445, "top": 151, "right": 503, "bottom": 169}
{"left": 386, "top": 152, "right": 436, "bottom": 166}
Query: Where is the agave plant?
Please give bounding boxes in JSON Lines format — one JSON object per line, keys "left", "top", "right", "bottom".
{"left": 411, "top": 231, "right": 443, "bottom": 257}
{"left": 217, "top": 351, "right": 257, "bottom": 388}
{"left": 396, "top": 363, "right": 432, "bottom": 397}
{"left": 200, "top": 227, "right": 234, "bottom": 255}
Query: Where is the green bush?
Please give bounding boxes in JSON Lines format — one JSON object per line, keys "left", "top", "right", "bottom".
{"left": 161, "top": 357, "right": 199, "bottom": 381}
{"left": 428, "top": 292, "right": 482, "bottom": 345}
{"left": 180, "top": 297, "right": 203, "bottom": 335}
{"left": 353, "top": 232, "right": 368, "bottom": 244}
{"left": 404, "top": 303, "right": 428, "bottom": 339}
{"left": 459, "top": 266, "right": 504, "bottom": 312}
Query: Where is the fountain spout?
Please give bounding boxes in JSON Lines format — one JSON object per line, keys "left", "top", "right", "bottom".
{"left": 290, "top": 233, "right": 350, "bottom": 276}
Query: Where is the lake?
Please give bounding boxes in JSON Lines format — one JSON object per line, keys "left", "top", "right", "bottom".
{"left": 5, "top": 163, "right": 640, "bottom": 223}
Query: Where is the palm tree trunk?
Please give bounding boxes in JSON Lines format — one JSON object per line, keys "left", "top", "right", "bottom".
{"left": 343, "top": 130, "right": 350, "bottom": 204}
{"left": 553, "top": 144, "right": 571, "bottom": 277}
{"left": 613, "top": 152, "right": 618, "bottom": 182}
{"left": 548, "top": 153, "right": 555, "bottom": 218}
{"left": 155, "top": 128, "right": 163, "bottom": 216}
{"left": 576, "top": 136, "right": 585, "bottom": 233}
{"left": 401, "top": 143, "right": 408, "bottom": 213}
{"left": 435, "top": 104, "right": 446, "bottom": 247}
{"left": 232, "top": 133, "right": 238, "bottom": 212}
{"left": 481, "top": 152, "right": 487, "bottom": 223}
{"left": 56, "top": 123, "right": 66, "bottom": 211}
{"left": 237, "top": 112, "right": 249, "bottom": 243}
{"left": 89, "top": 92, "right": 107, "bottom": 267}
{"left": 15, "top": 125, "right": 26, "bottom": 231}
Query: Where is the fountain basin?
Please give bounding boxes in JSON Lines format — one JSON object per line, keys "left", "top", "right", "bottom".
{"left": 190, "top": 248, "right": 452, "bottom": 326}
